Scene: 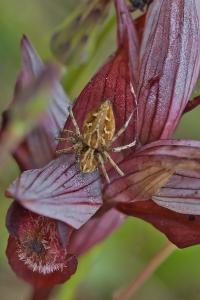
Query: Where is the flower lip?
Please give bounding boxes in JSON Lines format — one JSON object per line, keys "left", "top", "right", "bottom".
{"left": 6, "top": 204, "right": 78, "bottom": 287}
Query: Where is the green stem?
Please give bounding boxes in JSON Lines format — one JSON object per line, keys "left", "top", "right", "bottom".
{"left": 113, "top": 242, "right": 176, "bottom": 300}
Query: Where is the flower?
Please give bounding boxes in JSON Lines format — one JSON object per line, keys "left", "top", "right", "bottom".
{"left": 3, "top": 0, "right": 200, "bottom": 288}
{"left": 6, "top": 202, "right": 77, "bottom": 288}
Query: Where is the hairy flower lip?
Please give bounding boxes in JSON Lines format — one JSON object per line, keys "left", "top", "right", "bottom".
{"left": 6, "top": 203, "right": 78, "bottom": 287}
{"left": 7, "top": 235, "right": 78, "bottom": 288}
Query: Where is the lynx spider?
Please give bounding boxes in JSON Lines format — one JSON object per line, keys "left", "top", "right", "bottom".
{"left": 56, "top": 100, "right": 136, "bottom": 183}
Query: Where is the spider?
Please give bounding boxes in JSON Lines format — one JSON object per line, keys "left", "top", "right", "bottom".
{"left": 56, "top": 100, "right": 136, "bottom": 183}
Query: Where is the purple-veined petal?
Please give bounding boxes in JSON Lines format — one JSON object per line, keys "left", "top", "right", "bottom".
{"left": 104, "top": 140, "right": 200, "bottom": 204}
{"left": 152, "top": 169, "right": 200, "bottom": 215}
{"left": 6, "top": 154, "right": 102, "bottom": 229}
{"left": 18, "top": 36, "right": 69, "bottom": 140}
{"left": 137, "top": 0, "right": 200, "bottom": 144}
{"left": 0, "top": 64, "right": 59, "bottom": 169}
{"left": 69, "top": 208, "right": 125, "bottom": 256}
{"left": 1, "top": 36, "right": 70, "bottom": 170}
{"left": 117, "top": 200, "right": 200, "bottom": 248}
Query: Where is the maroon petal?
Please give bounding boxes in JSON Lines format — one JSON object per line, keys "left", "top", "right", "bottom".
{"left": 117, "top": 200, "right": 200, "bottom": 248}
{"left": 104, "top": 140, "right": 200, "bottom": 204}
{"left": 7, "top": 236, "right": 77, "bottom": 288}
{"left": 137, "top": 0, "right": 200, "bottom": 144}
{"left": 69, "top": 209, "right": 125, "bottom": 256}
{"left": 6, "top": 154, "right": 102, "bottom": 229}
{"left": 2, "top": 36, "right": 69, "bottom": 170}
{"left": 152, "top": 169, "right": 200, "bottom": 215}
{"left": 57, "top": 0, "right": 139, "bottom": 157}
{"left": 6, "top": 203, "right": 77, "bottom": 288}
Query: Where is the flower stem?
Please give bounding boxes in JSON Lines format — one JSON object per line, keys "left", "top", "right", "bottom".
{"left": 113, "top": 242, "right": 176, "bottom": 300}
{"left": 29, "top": 287, "right": 54, "bottom": 300}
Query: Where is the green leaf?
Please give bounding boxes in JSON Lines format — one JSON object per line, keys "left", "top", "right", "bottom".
{"left": 50, "top": 0, "right": 112, "bottom": 66}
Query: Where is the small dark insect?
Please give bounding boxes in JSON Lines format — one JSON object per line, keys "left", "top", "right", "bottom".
{"left": 129, "top": 0, "right": 153, "bottom": 11}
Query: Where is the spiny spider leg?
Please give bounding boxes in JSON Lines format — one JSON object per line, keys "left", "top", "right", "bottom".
{"left": 112, "top": 139, "right": 137, "bottom": 152}
{"left": 56, "top": 146, "right": 74, "bottom": 154}
{"left": 68, "top": 106, "right": 81, "bottom": 135}
{"left": 97, "top": 153, "right": 110, "bottom": 183}
{"left": 112, "top": 111, "right": 134, "bottom": 143}
{"left": 56, "top": 137, "right": 71, "bottom": 141}
{"left": 103, "top": 151, "right": 124, "bottom": 177}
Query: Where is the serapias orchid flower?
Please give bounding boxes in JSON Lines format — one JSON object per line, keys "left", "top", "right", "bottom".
{"left": 3, "top": 0, "right": 200, "bottom": 288}
{"left": 2, "top": 33, "right": 123, "bottom": 286}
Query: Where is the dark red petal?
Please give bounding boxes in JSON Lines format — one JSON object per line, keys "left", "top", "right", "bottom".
{"left": 57, "top": 1, "right": 139, "bottom": 158}
{"left": 137, "top": 0, "right": 200, "bottom": 144}
{"left": 134, "top": 14, "right": 146, "bottom": 45}
{"left": 104, "top": 140, "right": 200, "bottom": 204}
{"left": 184, "top": 95, "right": 200, "bottom": 113}
{"left": 117, "top": 200, "right": 200, "bottom": 248}
{"left": 6, "top": 154, "right": 102, "bottom": 229}
{"left": 152, "top": 169, "right": 200, "bottom": 215}
{"left": 6, "top": 236, "right": 77, "bottom": 288}
{"left": 69, "top": 209, "right": 125, "bottom": 256}
{"left": 2, "top": 36, "right": 69, "bottom": 170}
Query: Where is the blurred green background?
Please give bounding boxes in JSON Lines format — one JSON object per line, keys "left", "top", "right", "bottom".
{"left": 0, "top": 1, "right": 200, "bottom": 300}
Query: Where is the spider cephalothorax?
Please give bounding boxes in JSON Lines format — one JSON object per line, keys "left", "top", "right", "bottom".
{"left": 57, "top": 100, "right": 136, "bottom": 183}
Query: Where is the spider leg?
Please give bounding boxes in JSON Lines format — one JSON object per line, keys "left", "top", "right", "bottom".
{"left": 112, "top": 139, "right": 137, "bottom": 152}
{"left": 112, "top": 111, "right": 134, "bottom": 143}
{"left": 97, "top": 153, "right": 110, "bottom": 183}
{"left": 56, "top": 146, "right": 74, "bottom": 154}
{"left": 103, "top": 151, "right": 124, "bottom": 177}
{"left": 55, "top": 137, "right": 71, "bottom": 141}
{"left": 68, "top": 106, "right": 81, "bottom": 135}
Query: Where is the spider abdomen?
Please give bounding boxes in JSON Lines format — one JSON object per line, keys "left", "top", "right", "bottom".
{"left": 79, "top": 147, "right": 98, "bottom": 173}
{"left": 82, "top": 100, "right": 115, "bottom": 149}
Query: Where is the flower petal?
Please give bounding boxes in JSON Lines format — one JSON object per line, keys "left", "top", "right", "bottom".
{"left": 117, "top": 200, "right": 200, "bottom": 248}
{"left": 1, "top": 36, "right": 69, "bottom": 170}
{"left": 57, "top": 0, "right": 139, "bottom": 157}
{"left": 7, "top": 236, "right": 77, "bottom": 288}
{"left": 69, "top": 209, "right": 125, "bottom": 256}
{"left": 104, "top": 140, "right": 200, "bottom": 204}
{"left": 6, "top": 203, "right": 78, "bottom": 287}
{"left": 152, "top": 169, "right": 200, "bottom": 215}
{"left": 0, "top": 64, "right": 59, "bottom": 169}
{"left": 137, "top": 0, "right": 200, "bottom": 144}
{"left": 6, "top": 154, "right": 102, "bottom": 229}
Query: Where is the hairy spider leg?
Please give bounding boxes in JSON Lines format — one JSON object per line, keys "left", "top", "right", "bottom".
{"left": 103, "top": 151, "right": 124, "bottom": 177}
{"left": 111, "top": 110, "right": 137, "bottom": 152}
{"left": 68, "top": 106, "right": 81, "bottom": 136}
{"left": 56, "top": 146, "right": 75, "bottom": 154}
{"left": 111, "top": 111, "right": 134, "bottom": 143}
{"left": 97, "top": 153, "right": 110, "bottom": 183}
{"left": 112, "top": 140, "right": 137, "bottom": 152}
